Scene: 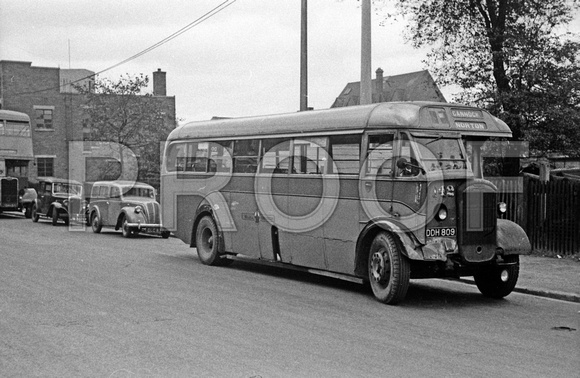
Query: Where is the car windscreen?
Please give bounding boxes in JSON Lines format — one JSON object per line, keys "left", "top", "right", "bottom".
{"left": 53, "top": 183, "right": 82, "bottom": 196}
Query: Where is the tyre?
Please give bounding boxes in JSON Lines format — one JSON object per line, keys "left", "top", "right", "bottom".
{"left": 161, "top": 231, "right": 170, "bottom": 239}
{"left": 195, "top": 216, "right": 230, "bottom": 266}
{"left": 24, "top": 206, "right": 32, "bottom": 219}
{"left": 91, "top": 213, "right": 102, "bottom": 233}
{"left": 31, "top": 204, "right": 39, "bottom": 222}
{"left": 121, "top": 217, "right": 133, "bottom": 238}
{"left": 368, "top": 231, "right": 410, "bottom": 305}
{"left": 51, "top": 209, "right": 59, "bottom": 225}
{"left": 474, "top": 255, "right": 519, "bottom": 299}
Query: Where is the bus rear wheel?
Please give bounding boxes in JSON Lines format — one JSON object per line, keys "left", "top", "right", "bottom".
{"left": 474, "top": 255, "right": 519, "bottom": 299}
{"left": 368, "top": 231, "right": 410, "bottom": 305}
{"left": 195, "top": 216, "right": 231, "bottom": 266}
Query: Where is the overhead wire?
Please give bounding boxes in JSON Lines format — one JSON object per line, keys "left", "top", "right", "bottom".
{"left": 10, "top": 0, "right": 237, "bottom": 96}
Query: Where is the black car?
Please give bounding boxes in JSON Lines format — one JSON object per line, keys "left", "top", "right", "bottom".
{"left": 31, "top": 177, "right": 84, "bottom": 225}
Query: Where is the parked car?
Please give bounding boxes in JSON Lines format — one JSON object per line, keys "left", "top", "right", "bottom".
{"left": 19, "top": 187, "right": 37, "bottom": 218}
{"left": 31, "top": 178, "right": 84, "bottom": 225}
{"left": 87, "top": 181, "right": 169, "bottom": 238}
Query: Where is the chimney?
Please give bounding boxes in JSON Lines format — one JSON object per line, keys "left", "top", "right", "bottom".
{"left": 153, "top": 68, "right": 166, "bottom": 96}
{"left": 375, "top": 67, "right": 384, "bottom": 100}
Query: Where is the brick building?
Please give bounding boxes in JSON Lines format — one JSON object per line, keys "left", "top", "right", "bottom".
{"left": 0, "top": 60, "right": 176, "bottom": 184}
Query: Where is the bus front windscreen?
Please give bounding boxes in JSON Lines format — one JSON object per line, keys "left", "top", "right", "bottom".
{"left": 413, "top": 135, "right": 467, "bottom": 172}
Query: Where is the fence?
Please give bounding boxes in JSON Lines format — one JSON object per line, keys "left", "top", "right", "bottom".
{"left": 491, "top": 176, "right": 580, "bottom": 255}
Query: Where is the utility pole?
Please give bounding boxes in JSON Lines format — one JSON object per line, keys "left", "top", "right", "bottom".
{"left": 300, "top": 0, "right": 308, "bottom": 111}
{"left": 360, "top": 0, "right": 372, "bottom": 105}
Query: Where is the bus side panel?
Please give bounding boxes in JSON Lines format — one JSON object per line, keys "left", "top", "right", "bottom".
{"left": 256, "top": 175, "right": 288, "bottom": 260}
{"left": 323, "top": 177, "right": 360, "bottom": 275}
{"left": 228, "top": 176, "right": 261, "bottom": 258}
{"left": 277, "top": 177, "right": 326, "bottom": 269}
{"left": 176, "top": 195, "right": 204, "bottom": 245}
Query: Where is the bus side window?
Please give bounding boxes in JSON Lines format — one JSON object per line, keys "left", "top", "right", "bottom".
{"left": 260, "top": 138, "right": 291, "bottom": 174}
{"left": 328, "top": 135, "right": 361, "bottom": 175}
{"left": 233, "top": 139, "right": 260, "bottom": 173}
{"left": 166, "top": 143, "right": 186, "bottom": 172}
{"left": 293, "top": 137, "right": 328, "bottom": 175}
{"left": 366, "top": 134, "right": 394, "bottom": 176}
{"left": 186, "top": 142, "right": 209, "bottom": 172}
{"left": 208, "top": 141, "right": 233, "bottom": 173}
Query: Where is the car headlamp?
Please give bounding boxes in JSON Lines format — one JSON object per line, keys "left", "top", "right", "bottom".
{"left": 435, "top": 205, "right": 448, "bottom": 221}
{"left": 135, "top": 206, "right": 142, "bottom": 214}
{"left": 498, "top": 202, "right": 507, "bottom": 214}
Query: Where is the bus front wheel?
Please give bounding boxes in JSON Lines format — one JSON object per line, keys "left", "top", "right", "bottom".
{"left": 474, "top": 255, "right": 519, "bottom": 299}
{"left": 195, "top": 216, "right": 231, "bottom": 266}
{"left": 368, "top": 231, "right": 410, "bottom": 305}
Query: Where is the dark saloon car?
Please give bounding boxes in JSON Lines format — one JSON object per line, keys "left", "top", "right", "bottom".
{"left": 31, "top": 178, "right": 84, "bottom": 225}
{"left": 87, "top": 181, "right": 169, "bottom": 238}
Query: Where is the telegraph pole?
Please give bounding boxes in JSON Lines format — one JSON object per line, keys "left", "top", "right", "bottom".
{"left": 300, "top": 0, "right": 308, "bottom": 111}
{"left": 360, "top": 0, "right": 372, "bottom": 105}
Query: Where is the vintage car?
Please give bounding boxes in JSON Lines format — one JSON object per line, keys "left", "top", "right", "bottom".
{"left": 31, "top": 177, "right": 84, "bottom": 225}
{"left": 19, "top": 187, "right": 38, "bottom": 218}
{"left": 87, "top": 181, "right": 169, "bottom": 238}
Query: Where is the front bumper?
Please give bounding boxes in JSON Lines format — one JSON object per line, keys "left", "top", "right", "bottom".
{"left": 126, "top": 222, "right": 164, "bottom": 230}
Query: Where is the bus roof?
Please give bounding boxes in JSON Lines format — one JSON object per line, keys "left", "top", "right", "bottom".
{"left": 169, "top": 102, "right": 512, "bottom": 142}
{"left": 0, "top": 109, "right": 31, "bottom": 122}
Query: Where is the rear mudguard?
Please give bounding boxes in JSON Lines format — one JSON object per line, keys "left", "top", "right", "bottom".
{"left": 497, "top": 219, "right": 532, "bottom": 255}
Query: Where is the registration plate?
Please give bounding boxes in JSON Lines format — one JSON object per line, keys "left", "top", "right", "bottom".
{"left": 426, "top": 227, "right": 456, "bottom": 237}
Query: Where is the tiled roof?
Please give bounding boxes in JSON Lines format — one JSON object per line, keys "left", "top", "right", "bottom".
{"left": 331, "top": 70, "right": 446, "bottom": 108}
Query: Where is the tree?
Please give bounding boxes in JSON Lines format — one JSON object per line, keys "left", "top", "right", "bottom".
{"left": 76, "top": 74, "right": 175, "bottom": 188}
{"left": 384, "top": 0, "right": 580, "bottom": 158}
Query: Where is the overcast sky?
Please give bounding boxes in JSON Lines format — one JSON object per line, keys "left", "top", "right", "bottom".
{"left": 1, "top": 0, "right": 578, "bottom": 124}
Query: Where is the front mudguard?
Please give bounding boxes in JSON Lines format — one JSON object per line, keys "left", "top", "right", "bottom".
{"left": 52, "top": 202, "right": 68, "bottom": 216}
{"left": 497, "top": 219, "right": 532, "bottom": 255}
{"left": 355, "top": 219, "right": 424, "bottom": 277}
{"left": 117, "top": 207, "right": 147, "bottom": 228}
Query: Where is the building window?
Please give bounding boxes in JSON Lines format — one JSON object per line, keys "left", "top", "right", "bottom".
{"left": 34, "top": 106, "right": 55, "bottom": 130}
{"left": 6, "top": 160, "right": 30, "bottom": 177}
{"left": 36, "top": 157, "right": 54, "bottom": 177}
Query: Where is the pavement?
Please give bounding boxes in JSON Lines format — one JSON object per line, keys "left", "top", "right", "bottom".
{"left": 460, "top": 254, "right": 580, "bottom": 303}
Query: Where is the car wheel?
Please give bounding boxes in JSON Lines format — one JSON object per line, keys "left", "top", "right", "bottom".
{"left": 31, "top": 204, "right": 39, "bottom": 222}
{"left": 91, "top": 213, "right": 102, "bottom": 233}
{"left": 121, "top": 217, "right": 133, "bottom": 238}
{"left": 474, "top": 255, "right": 519, "bottom": 299}
{"left": 161, "top": 231, "right": 170, "bottom": 239}
{"left": 24, "top": 206, "right": 32, "bottom": 219}
{"left": 51, "top": 209, "right": 59, "bottom": 226}
{"left": 368, "top": 231, "right": 410, "bottom": 305}
{"left": 195, "top": 216, "right": 231, "bottom": 266}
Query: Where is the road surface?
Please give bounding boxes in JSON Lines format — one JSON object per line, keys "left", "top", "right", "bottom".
{"left": 1, "top": 213, "right": 578, "bottom": 377}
